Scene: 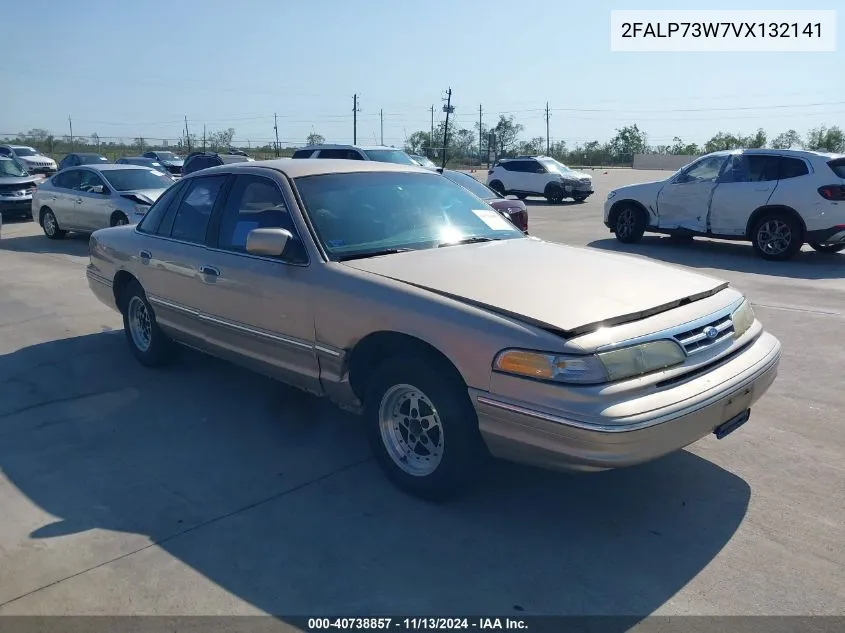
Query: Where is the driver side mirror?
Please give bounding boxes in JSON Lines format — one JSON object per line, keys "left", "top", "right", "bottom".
{"left": 673, "top": 173, "right": 691, "bottom": 184}
{"left": 246, "top": 228, "right": 293, "bottom": 257}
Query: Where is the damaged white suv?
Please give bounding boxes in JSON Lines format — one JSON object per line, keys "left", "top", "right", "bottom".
{"left": 604, "top": 149, "right": 845, "bottom": 261}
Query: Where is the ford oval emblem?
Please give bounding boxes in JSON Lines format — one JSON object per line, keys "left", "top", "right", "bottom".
{"left": 705, "top": 326, "right": 719, "bottom": 340}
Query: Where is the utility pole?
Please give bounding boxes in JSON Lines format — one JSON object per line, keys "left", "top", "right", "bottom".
{"left": 274, "top": 113, "right": 280, "bottom": 157}
{"left": 441, "top": 88, "right": 454, "bottom": 170}
{"left": 380, "top": 108, "right": 384, "bottom": 145}
{"left": 184, "top": 116, "right": 191, "bottom": 152}
{"left": 478, "top": 104, "right": 483, "bottom": 165}
{"left": 68, "top": 115, "right": 74, "bottom": 151}
{"left": 545, "top": 102, "right": 551, "bottom": 155}
{"left": 352, "top": 94, "right": 360, "bottom": 145}
{"left": 430, "top": 105, "right": 434, "bottom": 158}
{"left": 202, "top": 124, "right": 206, "bottom": 151}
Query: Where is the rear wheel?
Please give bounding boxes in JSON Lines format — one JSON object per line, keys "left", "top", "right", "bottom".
{"left": 751, "top": 213, "right": 803, "bottom": 261}
{"left": 365, "top": 357, "right": 486, "bottom": 501}
{"left": 808, "top": 242, "right": 845, "bottom": 254}
{"left": 41, "top": 208, "right": 66, "bottom": 239}
{"left": 488, "top": 180, "right": 505, "bottom": 196}
{"left": 121, "top": 280, "right": 174, "bottom": 367}
{"left": 614, "top": 204, "right": 646, "bottom": 244}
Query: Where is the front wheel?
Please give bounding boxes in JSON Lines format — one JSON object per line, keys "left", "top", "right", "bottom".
{"left": 614, "top": 205, "right": 646, "bottom": 244}
{"left": 808, "top": 242, "right": 845, "bottom": 254}
{"left": 544, "top": 184, "right": 564, "bottom": 204}
{"left": 365, "top": 357, "right": 486, "bottom": 501}
{"left": 488, "top": 180, "right": 506, "bottom": 196}
{"left": 111, "top": 212, "right": 130, "bottom": 227}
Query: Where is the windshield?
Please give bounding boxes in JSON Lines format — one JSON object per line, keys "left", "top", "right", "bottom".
{"left": 441, "top": 170, "right": 496, "bottom": 200}
{"left": 156, "top": 152, "right": 179, "bottom": 161}
{"left": 0, "top": 158, "right": 28, "bottom": 177}
{"left": 294, "top": 171, "right": 524, "bottom": 260}
{"left": 539, "top": 158, "right": 571, "bottom": 174}
{"left": 362, "top": 149, "right": 417, "bottom": 165}
{"left": 13, "top": 147, "right": 39, "bottom": 157}
{"left": 102, "top": 168, "right": 174, "bottom": 191}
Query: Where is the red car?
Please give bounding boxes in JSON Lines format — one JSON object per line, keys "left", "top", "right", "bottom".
{"left": 439, "top": 168, "right": 528, "bottom": 233}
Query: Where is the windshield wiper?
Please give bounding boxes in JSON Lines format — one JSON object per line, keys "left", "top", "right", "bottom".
{"left": 336, "top": 248, "right": 413, "bottom": 262}
{"left": 438, "top": 236, "right": 499, "bottom": 248}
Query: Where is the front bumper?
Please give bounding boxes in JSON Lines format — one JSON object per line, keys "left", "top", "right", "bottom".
{"left": 22, "top": 164, "right": 56, "bottom": 176}
{"left": 0, "top": 197, "right": 34, "bottom": 217}
{"left": 806, "top": 225, "right": 845, "bottom": 244}
{"left": 471, "top": 331, "right": 781, "bottom": 472}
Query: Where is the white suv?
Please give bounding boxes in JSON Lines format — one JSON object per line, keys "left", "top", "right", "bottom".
{"left": 0, "top": 145, "right": 57, "bottom": 175}
{"left": 603, "top": 149, "right": 845, "bottom": 261}
{"left": 486, "top": 156, "right": 594, "bottom": 203}
{"left": 291, "top": 144, "right": 417, "bottom": 165}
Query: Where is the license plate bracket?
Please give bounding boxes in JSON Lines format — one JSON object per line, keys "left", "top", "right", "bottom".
{"left": 714, "top": 385, "right": 754, "bottom": 440}
{"left": 714, "top": 408, "right": 750, "bottom": 439}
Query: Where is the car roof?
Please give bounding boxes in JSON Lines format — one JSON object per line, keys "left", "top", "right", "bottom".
{"left": 10, "top": 145, "right": 37, "bottom": 150}
{"left": 739, "top": 148, "right": 844, "bottom": 159}
{"left": 70, "top": 152, "right": 107, "bottom": 157}
{"left": 118, "top": 156, "right": 153, "bottom": 160}
{"left": 298, "top": 144, "right": 404, "bottom": 151}
{"left": 189, "top": 158, "right": 429, "bottom": 178}
{"left": 72, "top": 164, "right": 149, "bottom": 171}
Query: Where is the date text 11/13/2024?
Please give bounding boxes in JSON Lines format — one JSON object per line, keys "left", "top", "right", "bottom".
{"left": 306, "top": 618, "right": 528, "bottom": 630}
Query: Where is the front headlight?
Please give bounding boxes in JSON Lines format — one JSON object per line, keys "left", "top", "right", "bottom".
{"left": 494, "top": 339, "right": 686, "bottom": 385}
{"left": 731, "top": 299, "right": 755, "bottom": 338}
{"left": 607, "top": 190, "right": 617, "bottom": 200}
{"left": 597, "top": 340, "right": 686, "bottom": 382}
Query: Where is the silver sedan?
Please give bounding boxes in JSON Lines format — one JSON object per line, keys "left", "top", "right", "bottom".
{"left": 32, "top": 164, "right": 174, "bottom": 239}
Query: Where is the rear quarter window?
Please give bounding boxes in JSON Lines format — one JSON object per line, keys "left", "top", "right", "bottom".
{"left": 778, "top": 157, "right": 810, "bottom": 180}
{"left": 292, "top": 149, "right": 315, "bottom": 158}
{"left": 828, "top": 159, "right": 845, "bottom": 179}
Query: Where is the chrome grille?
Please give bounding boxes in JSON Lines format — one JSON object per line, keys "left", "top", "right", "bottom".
{"left": 673, "top": 314, "right": 734, "bottom": 355}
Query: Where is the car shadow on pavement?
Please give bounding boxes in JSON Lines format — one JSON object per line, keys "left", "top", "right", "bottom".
{"left": 588, "top": 236, "right": 844, "bottom": 280}
{"left": 0, "top": 231, "right": 89, "bottom": 257}
{"left": 0, "top": 332, "right": 750, "bottom": 623}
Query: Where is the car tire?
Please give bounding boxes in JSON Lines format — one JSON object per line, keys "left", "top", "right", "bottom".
{"left": 111, "top": 212, "right": 130, "bottom": 227}
{"left": 614, "top": 204, "right": 647, "bottom": 244}
{"left": 121, "top": 280, "right": 174, "bottom": 367}
{"left": 489, "top": 180, "right": 506, "bottom": 196}
{"left": 808, "top": 242, "right": 845, "bottom": 254}
{"left": 544, "top": 184, "right": 564, "bottom": 204}
{"left": 40, "top": 208, "right": 66, "bottom": 239}
{"left": 751, "top": 213, "right": 803, "bottom": 261}
{"left": 364, "top": 357, "right": 486, "bottom": 501}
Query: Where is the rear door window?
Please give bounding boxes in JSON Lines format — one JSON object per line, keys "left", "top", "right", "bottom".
{"left": 292, "top": 149, "right": 316, "bottom": 158}
{"left": 316, "top": 149, "right": 363, "bottom": 159}
{"left": 53, "top": 169, "right": 82, "bottom": 189}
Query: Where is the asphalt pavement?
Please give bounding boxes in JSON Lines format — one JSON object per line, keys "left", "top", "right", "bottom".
{"left": 0, "top": 168, "right": 843, "bottom": 621}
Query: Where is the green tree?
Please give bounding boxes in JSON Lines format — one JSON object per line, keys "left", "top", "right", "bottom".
{"left": 704, "top": 132, "right": 742, "bottom": 152}
{"left": 770, "top": 129, "right": 802, "bottom": 149}
{"left": 669, "top": 137, "right": 700, "bottom": 155}
{"left": 491, "top": 115, "right": 524, "bottom": 156}
{"left": 405, "top": 131, "right": 431, "bottom": 154}
{"left": 806, "top": 125, "right": 844, "bottom": 152}
{"left": 307, "top": 132, "right": 325, "bottom": 146}
{"left": 609, "top": 124, "right": 648, "bottom": 162}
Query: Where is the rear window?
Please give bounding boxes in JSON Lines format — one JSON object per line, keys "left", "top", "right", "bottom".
{"left": 362, "top": 149, "right": 416, "bottom": 165}
{"left": 828, "top": 159, "right": 845, "bottom": 179}
{"left": 292, "top": 149, "right": 315, "bottom": 159}
{"left": 79, "top": 155, "right": 109, "bottom": 165}
{"left": 102, "top": 168, "right": 174, "bottom": 191}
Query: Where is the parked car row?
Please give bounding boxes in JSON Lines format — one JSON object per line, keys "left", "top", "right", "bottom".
{"left": 82, "top": 158, "right": 781, "bottom": 500}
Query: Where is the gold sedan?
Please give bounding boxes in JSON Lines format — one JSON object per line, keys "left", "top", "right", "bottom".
{"left": 86, "top": 159, "right": 781, "bottom": 500}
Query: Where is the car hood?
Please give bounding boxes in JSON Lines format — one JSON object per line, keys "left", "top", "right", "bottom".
{"left": 18, "top": 155, "right": 53, "bottom": 163}
{"left": 558, "top": 169, "right": 592, "bottom": 180}
{"left": 0, "top": 175, "right": 40, "bottom": 186}
{"left": 341, "top": 238, "right": 728, "bottom": 335}
{"left": 612, "top": 179, "right": 668, "bottom": 195}
{"left": 118, "top": 189, "right": 165, "bottom": 204}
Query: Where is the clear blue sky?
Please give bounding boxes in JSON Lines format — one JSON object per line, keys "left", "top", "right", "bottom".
{"left": 1, "top": 0, "right": 843, "bottom": 149}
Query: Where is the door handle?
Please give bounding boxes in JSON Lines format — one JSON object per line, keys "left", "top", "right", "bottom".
{"left": 199, "top": 265, "right": 220, "bottom": 277}
{"left": 139, "top": 250, "right": 152, "bottom": 261}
